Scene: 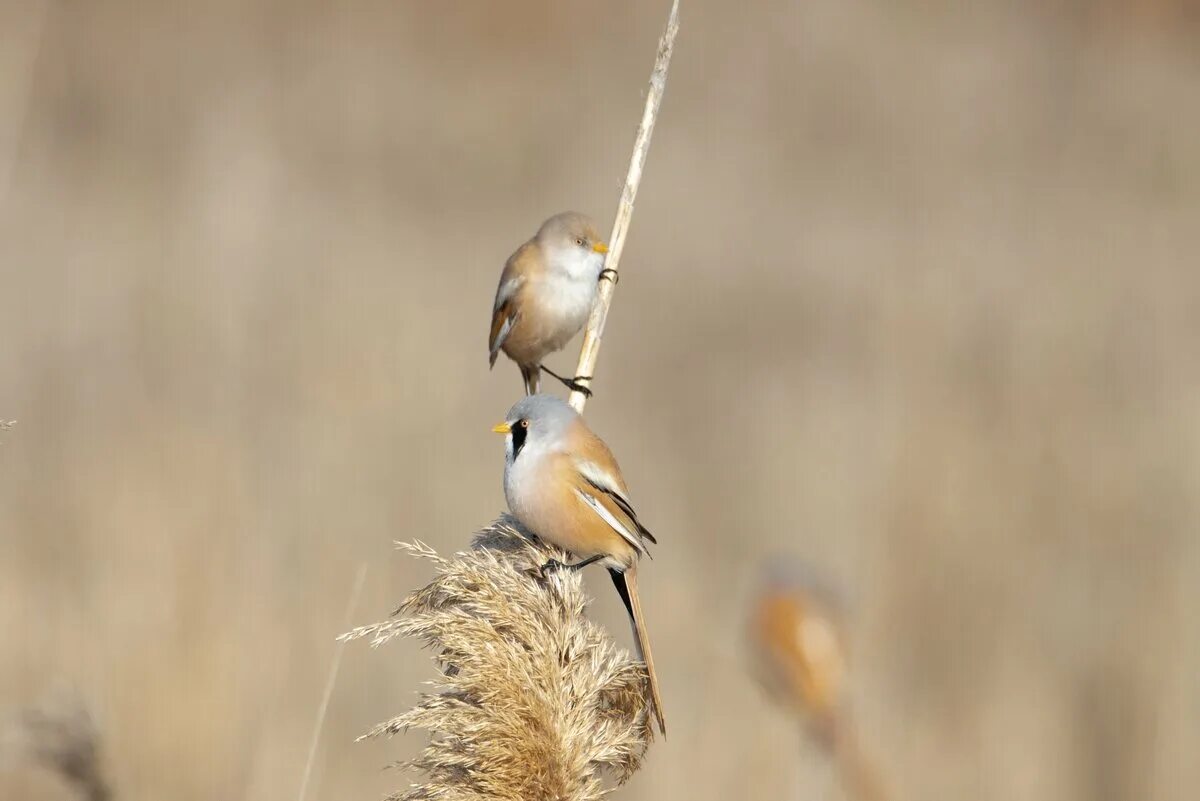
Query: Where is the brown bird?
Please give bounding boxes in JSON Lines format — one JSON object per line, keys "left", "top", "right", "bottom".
{"left": 488, "top": 212, "right": 610, "bottom": 396}
{"left": 492, "top": 394, "right": 666, "bottom": 735}
{"left": 748, "top": 563, "right": 890, "bottom": 801}
{"left": 748, "top": 562, "right": 847, "bottom": 745}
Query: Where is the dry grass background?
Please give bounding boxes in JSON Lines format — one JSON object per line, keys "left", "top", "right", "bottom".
{"left": 1, "top": 1, "right": 1198, "bottom": 799}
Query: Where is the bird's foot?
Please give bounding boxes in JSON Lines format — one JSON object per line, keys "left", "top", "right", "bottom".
{"left": 599, "top": 268, "right": 619, "bottom": 284}
{"left": 539, "top": 365, "right": 593, "bottom": 398}
{"left": 561, "top": 376, "right": 593, "bottom": 397}
{"left": 538, "top": 554, "right": 605, "bottom": 578}
{"left": 539, "top": 559, "right": 571, "bottom": 577}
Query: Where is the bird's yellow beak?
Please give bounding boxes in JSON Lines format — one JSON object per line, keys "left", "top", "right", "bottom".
{"left": 593, "top": 241, "right": 609, "bottom": 254}
{"left": 492, "top": 422, "right": 512, "bottom": 434}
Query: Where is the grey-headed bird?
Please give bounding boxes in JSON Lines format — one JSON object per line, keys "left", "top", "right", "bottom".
{"left": 492, "top": 394, "right": 666, "bottom": 734}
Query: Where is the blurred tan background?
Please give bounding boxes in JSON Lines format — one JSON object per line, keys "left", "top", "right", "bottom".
{"left": 2, "top": 1, "right": 1198, "bottom": 799}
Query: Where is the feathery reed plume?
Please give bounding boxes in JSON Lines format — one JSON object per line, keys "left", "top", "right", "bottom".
{"left": 342, "top": 517, "right": 653, "bottom": 801}
{"left": 0, "top": 691, "right": 111, "bottom": 801}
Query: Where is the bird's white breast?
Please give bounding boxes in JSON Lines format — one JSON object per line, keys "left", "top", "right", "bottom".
{"left": 503, "top": 440, "right": 552, "bottom": 529}
{"left": 537, "top": 273, "right": 596, "bottom": 329}
{"left": 530, "top": 248, "right": 603, "bottom": 349}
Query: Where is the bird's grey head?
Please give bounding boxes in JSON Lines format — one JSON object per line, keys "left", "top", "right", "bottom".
{"left": 496, "top": 394, "right": 578, "bottom": 464}
{"left": 536, "top": 212, "right": 608, "bottom": 278}
{"left": 756, "top": 556, "right": 848, "bottom": 619}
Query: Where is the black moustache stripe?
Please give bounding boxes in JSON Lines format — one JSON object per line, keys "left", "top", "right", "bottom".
{"left": 511, "top": 421, "right": 527, "bottom": 459}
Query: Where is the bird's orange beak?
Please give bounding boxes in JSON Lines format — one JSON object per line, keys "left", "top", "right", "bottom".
{"left": 492, "top": 422, "right": 512, "bottom": 434}
{"left": 593, "top": 241, "right": 609, "bottom": 254}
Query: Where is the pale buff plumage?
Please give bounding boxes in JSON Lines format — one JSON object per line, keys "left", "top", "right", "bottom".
{"left": 493, "top": 395, "right": 666, "bottom": 735}
{"left": 748, "top": 562, "right": 848, "bottom": 745}
{"left": 748, "top": 564, "right": 892, "bottom": 801}
{"left": 488, "top": 212, "right": 609, "bottom": 395}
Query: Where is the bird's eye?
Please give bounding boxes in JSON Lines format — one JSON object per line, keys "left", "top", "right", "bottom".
{"left": 575, "top": 238, "right": 585, "bottom": 247}
{"left": 519, "top": 419, "right": 530, "bottom": 428}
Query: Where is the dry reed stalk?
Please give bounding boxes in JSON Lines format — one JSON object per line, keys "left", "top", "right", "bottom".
{"left": 566, "top": 0, "right": 680, "bottom": 413}
{"left": 297, "top": 563, "right": 368, "bottom": 801}
{"left": 0, "top": 1, "right": 49, "bottom": 208}
{"left": 832, "top": 721, "right": 889, "bottom": 801}
{"left": 342, "top": 518, "right": 653, "bottom": 801}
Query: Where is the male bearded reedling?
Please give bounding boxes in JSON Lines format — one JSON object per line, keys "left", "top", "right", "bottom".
{"left": 492, "top": 394, "right": 667, "bottom": 735}
{"left": 488, "top": 212, "right": 611, "bottom": 396}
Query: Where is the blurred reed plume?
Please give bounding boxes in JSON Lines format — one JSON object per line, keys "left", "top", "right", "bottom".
{"left": 0, "top": 691, "right": 111, "bottom": 801}
{"left": 341, "top": 517, "right": 654, "bottom": 801}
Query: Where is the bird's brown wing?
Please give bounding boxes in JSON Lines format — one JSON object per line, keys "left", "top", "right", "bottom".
{"left": 585, "top": 478, "right": 657, "bottom": 545}
{"left": 570, "top": 428, "right": 657, "bottom": 553}
{"left": 488, "top": 241, "right": 540, "bottom": 365}
{"left": 488, "top": 302, "right": 518, "bottom": 367}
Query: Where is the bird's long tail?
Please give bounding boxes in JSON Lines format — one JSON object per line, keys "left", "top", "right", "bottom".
{"left": 610, "top": 565, "right": 667, "bottom": 735}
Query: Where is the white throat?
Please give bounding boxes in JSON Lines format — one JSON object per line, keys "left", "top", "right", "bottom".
{"left": 546, "top": 244, "right": 605, "bottom": 281}
{"left": 503, "top": 432, "right": 557, "bottom": 513}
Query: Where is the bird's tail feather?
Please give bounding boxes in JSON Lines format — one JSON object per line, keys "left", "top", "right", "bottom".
{"left": 610, "top": 565, "right": 667, "bottom": 735}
